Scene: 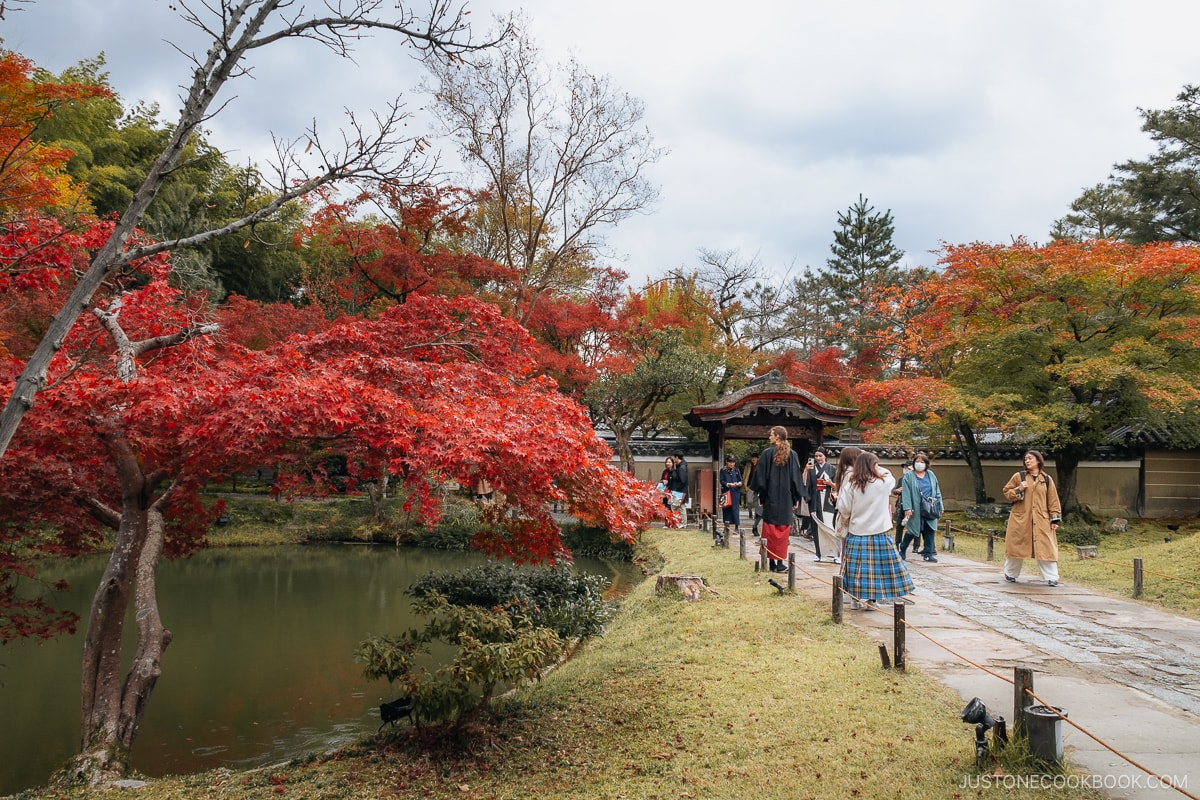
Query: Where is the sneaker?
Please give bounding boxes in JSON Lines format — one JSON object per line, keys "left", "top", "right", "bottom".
{"left": 923, "top": 555, "right": 938, "bottom": 563}
{"left": 850, "top": 598, "right": 864, "bottom": 610}
{"left": 1047, "top": 580, "right": 1058, "bottom": 587}
{"left": 832, "top": 557, "right": 842, "bottom": 565}
{"left": 813, "top": 557, "right": 824, "bottom": 563}
{"left": 1004, "top": 575, "right": 1017, "bottom": 583}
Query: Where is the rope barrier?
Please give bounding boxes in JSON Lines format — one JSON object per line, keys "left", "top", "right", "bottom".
{"left": 743, "top": 533, "right": 1198, "bottom": 799}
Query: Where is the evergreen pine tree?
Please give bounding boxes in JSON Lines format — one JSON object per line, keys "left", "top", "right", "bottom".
{"left": 821, "top": 194, "right": 905, "bottom": 356}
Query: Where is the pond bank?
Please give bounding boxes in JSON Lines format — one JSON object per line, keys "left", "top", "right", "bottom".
{"left": 15, "top": 530, "right": 1107, "bottom": 800}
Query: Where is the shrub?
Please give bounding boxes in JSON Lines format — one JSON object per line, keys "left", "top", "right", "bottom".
{"left": 356, "top": 593, "right": 564, "bottom": 726}
{"left": 560, "top": 522, "right": 635, "bottom": 561}
{"left": 409, "top": 561, "right": 613, "bottom": 639}
{"left": 1056, "top": 522, "right": 1100, "bottom": 547}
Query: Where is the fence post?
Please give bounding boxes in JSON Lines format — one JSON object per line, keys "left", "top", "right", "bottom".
{"left": 943, "top": 521, "right": 955, "bottom": 552}
{"left": 832, "top": 575, "right": 844, "bottom": 624}
{"left": 987, "top": 530, "right": 995, "bottom": 561}
{"left": 787, "top": 553, "right": 796, "bottom": 593}
{"left": 878, "top": 643, "right": 892, "bottom": 669}
{"left": 1133, "top": 557, "right": 1144, "bottom": 598}
{"left": 759, "top": 542, "right": 768, "bottom": 572}
{"left": 739, "top": 530, "right": 747, "bottom": 560}
{"left": 1013, "top": 666, "right": 1034, "bottom": 739}
{"left": 894, "top": 603, "right": 906, "bottom": 672}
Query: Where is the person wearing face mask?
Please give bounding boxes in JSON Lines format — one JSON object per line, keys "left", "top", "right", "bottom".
{"left": 899, "top": 452, "right": 943, "bottom": 562}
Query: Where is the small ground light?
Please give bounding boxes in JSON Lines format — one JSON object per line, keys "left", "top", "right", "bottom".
{"left": 961, "top": 697, "right": 1006, "bottom": 766}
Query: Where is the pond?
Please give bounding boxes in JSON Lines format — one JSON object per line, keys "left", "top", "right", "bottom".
{"left": 0, "top": 544, "right": 634, "bottom": 795}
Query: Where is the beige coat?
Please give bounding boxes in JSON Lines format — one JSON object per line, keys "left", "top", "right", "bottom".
{"left": 1002, "top": 471, "right": 1062, "bottom": 561}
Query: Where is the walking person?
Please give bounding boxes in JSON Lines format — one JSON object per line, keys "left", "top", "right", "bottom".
{"left": 718, "top": 455, "right": 744, "bottom": 545}
{"left": 749, "top": 426, "right": 806, "bottom": 573}
{"left": 836, "top": 450, "right": 915, "bottom": 609}
{"left": 797, "top": 456, "right": 816, "bottom": 541}
{"left": 658, "top": 457, "right": 675, "bottom": 514}
{"left": 899, "top": 453, "right": 944, "bottom": 562}
{"left": 807, "top": 447, "right": 839, "bottom": 562}
{"left": 743, "top": 453, "right": 760, "bottom": 534}
{"left": 667, "top": 453, "right": 689, "bottom": 527}
{"left": 893, "top": 460, "right": 913, "bottom": 548}
{"left": 1002, "top": 450, "right": 1064, "bottom": 586}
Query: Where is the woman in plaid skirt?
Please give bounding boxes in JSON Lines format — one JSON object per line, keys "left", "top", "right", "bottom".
{"left": 835, "top": 450, "right": 915, "bottom": 609}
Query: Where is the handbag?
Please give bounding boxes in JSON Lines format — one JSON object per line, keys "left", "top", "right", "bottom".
{"left": 720, "top": 490, "right": 732, "bottom": 509}
{"left": 920, "top": 493, "right": 943, "bottom": 519}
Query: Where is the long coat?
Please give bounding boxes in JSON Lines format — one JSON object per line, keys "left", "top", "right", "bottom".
{"left": 1002, "top": 471, "right": 1063, "bottom": 561}
{"left": 750, "top": 446, "right": 805, "bottom": 526}
{"left": 900, "top": 468, "right": 943, "bottom": 537}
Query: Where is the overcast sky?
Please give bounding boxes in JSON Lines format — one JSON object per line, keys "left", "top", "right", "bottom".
{"left": 4, "top": 0, "right": 1200, "bottom": 286}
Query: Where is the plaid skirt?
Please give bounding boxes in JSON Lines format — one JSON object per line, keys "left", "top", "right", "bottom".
{"left": 841, "top": 532, "right": 914, "bottom": 601}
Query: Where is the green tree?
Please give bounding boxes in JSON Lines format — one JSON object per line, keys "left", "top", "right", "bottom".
{"left": 1050, "top": 182, "right": 1136, "bottom": 242}
{"left": 934, "top": 239, "right": 1200, "bottom": 515}
{"left": 820, "top": 194, "right": 906, "bottom": 356}
{"left": 1118, "top": 84, "right": 1200, "bottom": 243}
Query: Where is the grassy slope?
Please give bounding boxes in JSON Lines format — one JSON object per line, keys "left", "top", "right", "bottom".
{"left": 21, "top": 530, "right": 1105, "bottom": 800}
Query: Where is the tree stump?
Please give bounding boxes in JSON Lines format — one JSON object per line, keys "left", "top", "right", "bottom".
{"left": 655, "top": 574, "right": 719, "bottom": 601}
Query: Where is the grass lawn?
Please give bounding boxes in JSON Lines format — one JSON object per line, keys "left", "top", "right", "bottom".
{"left": 943, "top": 515, "right": 1200, "bottom": 618}
{"left": 21, "top": 529, "right": 1107, "bottom": 800}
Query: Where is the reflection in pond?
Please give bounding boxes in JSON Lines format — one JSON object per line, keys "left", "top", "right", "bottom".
{"left": 0, "top": 545, "right": 632, "bottom": 795}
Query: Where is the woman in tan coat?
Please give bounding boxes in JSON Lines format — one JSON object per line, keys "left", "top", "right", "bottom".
{"left": 1002, "top": 450, "right": 1063, "bottom": 586}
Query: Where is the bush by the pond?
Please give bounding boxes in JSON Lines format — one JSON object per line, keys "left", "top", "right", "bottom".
{"left": 356, "top": 592, "right": 565, "bottom": 726}
{"left": 560, "top": 521, "right": 635, "bottom": 561}
{"left": 409, "top": 561, "right": 613, "bottom": 639}
{"left": 356, "top": 562, "right": 612, "bottom": 726}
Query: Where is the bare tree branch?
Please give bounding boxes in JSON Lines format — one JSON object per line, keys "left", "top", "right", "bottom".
{"left": 0, "top": 0, "right": 507, "bottom": 461}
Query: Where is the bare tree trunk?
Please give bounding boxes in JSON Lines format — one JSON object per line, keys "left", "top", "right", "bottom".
{"left": 951, "top": 416, "right": 988, "bottom": 503}
{"left": 68, "top": 431, "right": 171, "bottom": 785}
{"left": 1051, "top": 446, "right": 1083, "bottom": 517}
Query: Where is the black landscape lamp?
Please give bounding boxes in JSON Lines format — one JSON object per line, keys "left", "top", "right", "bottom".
{"left": 961, "top": 697, "right": 1006, "bottom": 766}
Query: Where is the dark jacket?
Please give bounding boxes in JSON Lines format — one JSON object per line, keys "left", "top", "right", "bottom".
{"left": 805, "top": 460, "right": 838, "bottom": 518}
{"left": 750, "top": 446, "right": 805, "bottom": 526}
{"left": 668, "top": 458, "right": 689, "bottom": 497}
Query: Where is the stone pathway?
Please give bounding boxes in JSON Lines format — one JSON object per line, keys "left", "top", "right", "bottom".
{"left": 734, "top": 528, "right": 1200, "bottom": 799}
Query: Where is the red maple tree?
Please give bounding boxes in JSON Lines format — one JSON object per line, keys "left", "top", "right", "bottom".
{"left": 1, "top": 252, "right": 661, "bottom": 779}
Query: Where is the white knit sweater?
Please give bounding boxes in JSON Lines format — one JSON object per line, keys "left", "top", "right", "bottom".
{"left": 836, "top": 468, "right": 896, "bottom": 537}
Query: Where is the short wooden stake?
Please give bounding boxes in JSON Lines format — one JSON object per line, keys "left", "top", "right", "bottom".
{"left": 832, "top": 575, "right": 844, "bottom": 624}
{"left": 1013, "top": 666, "right": 1034, "bottom": 739}
{"left": 893, "top": 603, "right": 906, "bottom": 671}
{"left": 878, "top": 643, "right": 891, "bottom": 669}
{"left": 1133, "top": 557, "right": 1144, "bottom": 598}
{"left": 760, "top": 543, "right": 768, "bottom": 571}
{"left": 787, "top": 553, "right": 796, "bottom": 592}
{"left": 739, "top": 531, "right": 747, "bottom": 560}
{"left": 986, "top": 530, "right": 995, "bottom": 561}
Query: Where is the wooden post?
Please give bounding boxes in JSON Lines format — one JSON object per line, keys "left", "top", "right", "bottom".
{"left": 722, "top": 527, "right": 730, "bottom": 549}
{"left": 787, "top": 553, "right": 796, "bottom": 592}
{"left": 986, "top": 530, "right": 995, "bottom": 561}
{"left": 760, "top": 542, "right": 768, "bottom": 571}
{"left": 894, "top": 603, "right": 906, "bottom": 672}
{"left": 1133, "top": 557, "right": 1144, "bottom": 598}
{"left": 878, "top": 643, "right": 891, "bottom": 669}
{"left": 1013, "top": 667, "right": 1034, "bottom": 739}
{"left": 832, "top": 575, "right": 844, "bottom": 624}
{"left": 739, "top": 530, "right": 747, "bottom": 560}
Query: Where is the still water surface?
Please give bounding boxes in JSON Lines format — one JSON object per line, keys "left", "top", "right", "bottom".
{"left": 0, "top": 544, "right": 628, "bottom": 795}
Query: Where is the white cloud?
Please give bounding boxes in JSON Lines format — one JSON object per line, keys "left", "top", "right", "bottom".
{"left": 4, "top": 0, "right": 1199, "bottom": 284}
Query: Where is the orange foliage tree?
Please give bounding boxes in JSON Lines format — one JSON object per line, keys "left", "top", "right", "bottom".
{"left": 861, "top": 239, "right": 1200, "bottom": 512}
